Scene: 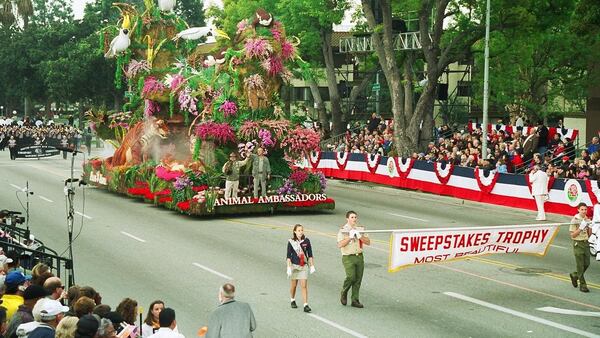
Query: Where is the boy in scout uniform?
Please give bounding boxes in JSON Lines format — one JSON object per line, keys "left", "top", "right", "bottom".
{"left": 569, "top": 202, "right": 592, "bottom": 293}
{"left": 337, "top": 210, "right": 370, "bottom": 308}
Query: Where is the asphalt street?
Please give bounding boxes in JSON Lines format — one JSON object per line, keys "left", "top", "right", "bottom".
{"left": 0, "top": 149, "right": 599, "bottom": 338}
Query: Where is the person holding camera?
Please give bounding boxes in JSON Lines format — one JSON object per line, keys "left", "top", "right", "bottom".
{"left": 569, "top": 202, "right": 592, "bottom": 293}
{"left": 286, "top": 224, "right": 315, "bottom": 313}
{"left": 337, "top": 211, "right": 370, "bottom": 308}
{"left": 529, "top": 164, "right": 549, "bottom": 221}
{"left": 222, "top": 152, "right": 250, "bottom": 199}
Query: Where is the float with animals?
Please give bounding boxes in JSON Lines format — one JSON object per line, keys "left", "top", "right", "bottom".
{"left": 83, "top": 1, "right": 334, "bottom": 216}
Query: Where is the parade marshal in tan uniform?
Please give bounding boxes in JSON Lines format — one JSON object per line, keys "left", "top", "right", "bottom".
{"left": 569, "top": 202, "right": 592, "bottom": 293}
{"left": 337, "top": 210, "right": 370, "bottom": 308}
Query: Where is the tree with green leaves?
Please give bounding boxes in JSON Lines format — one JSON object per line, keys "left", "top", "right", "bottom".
{"left": 361, "top": 0, "right": 526, "bottom": 155}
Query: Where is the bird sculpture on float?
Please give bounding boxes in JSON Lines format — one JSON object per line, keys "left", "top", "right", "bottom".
{"left": 173, "top": 26, "right": 230, "bottom": 42}
{"left": 104, "top": 15, "right": 131, "bottom": 58}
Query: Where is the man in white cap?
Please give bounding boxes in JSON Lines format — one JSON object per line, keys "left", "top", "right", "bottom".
{"left": 27, "top": 298, "right": 69, "bottom": 338}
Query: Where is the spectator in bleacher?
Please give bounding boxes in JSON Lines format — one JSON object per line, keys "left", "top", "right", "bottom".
{"left": 28, "top": 299, "right": 69, "bottom": 338}
{"left": 588, "top": 136, "right": 600, "bottom": 154}
{"left": 43, "top": 278, "right": 64, "bottom": 301}
{"left": 148, "top": 308, "right": 183, "bottom": 338}
{"left": 74, "top": 314, "right": 99, "bottom": 338}
{"left": 367, "top": 113, "right": 380, "bottom": 133}
{"left": 96, "top": 318, "right": 117, "bottom": 338}
{"left": 0, "top": 308, "right": 7, "bottom": 338}
{"left": 73, "top": 297, "right": 95, "bottom": 318}
{"left": 55, "top": 316, "right": 78, "bottom": 338}
{"left": 142, "top": 301, "right": 164, "bottom": 338}
{"left": 31, "top": 264, "right": 53, "bottom": 287}
{"left": 115, "top": 298, "right": 137, "bottom": 326}
{"left": 92, "top": 305, "right": 111, "bottom": 319}
{"left": 6, "top": 285, "right": 47, "bottom": 338}
{"left": 536, "top": 121, "right": 549, "bottom": 155}
{"left": 77, "top": 287, "right": 101, "bottom": 306}
{"left": 2, "top": 271, "right": 31, "bottom": 320}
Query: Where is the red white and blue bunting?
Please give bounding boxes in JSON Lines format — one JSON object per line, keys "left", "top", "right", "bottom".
{"left": 336, "top": 151, "right": 350, "bottom": 170}
{"left": 394, "top": 157, "right": 414, "bottom": 179}
{"left": 433, "top": 162, "right": 454, "bottom": 185}
{"left": 473, "top": 167, "right": 499, "bottom": 194}
{"left": 309, "top": 150, "right": 321, "bottom": 170}
{"left": 364, "top": 153, "right": 381, "bottom": 174}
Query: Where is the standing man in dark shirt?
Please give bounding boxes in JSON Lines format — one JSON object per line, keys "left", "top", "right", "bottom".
{"left": 367, "top": 113, "right": 380, "bottom": 133}
{"left": 536, "top": 120, "right": 549, "bottom": 155}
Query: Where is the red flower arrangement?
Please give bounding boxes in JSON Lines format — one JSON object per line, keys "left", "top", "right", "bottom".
{"left": 289, "top": 170, "right": 309, "bottom": 186}
{"left": 192, "top": 185, "right": 208, "bottom": 192}
{"left": 155, "top": 166, "right": 184, "bottom": 181}
{"left": 89, "top": 159, "right": 103, "bottom": 170}
{"left": 195, "top": 122, "right": 236, "bottom": 145}
{"left": 177, "top": 200, "right": 191, "bottom": 211}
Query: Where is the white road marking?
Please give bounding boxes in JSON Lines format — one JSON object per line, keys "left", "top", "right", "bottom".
{"left": 387, "top": 212, "right": 428, "bottom": 222}
{"left": 75, "top": 211, "right": 92, "bottom": 220}
{"left": 120, "top": 231, "right": 146, "bottom": 243}
{"left": 537, "top": 307, "right": 600, "bottom": 317}
{"left": 307, "top": 314, "right": 368, "bottom": 338}
{"left": 444, "top": 292, "right": 600, "bottom": 338}
{"left": 550, "top": 244, "right": 567, "bottom": 250}
{"left": 9, "top": 184, "right": 24, "bottom": 191}
{"left": 38, "top": 196, "right": 53, "bottom": 203}
{"left": 192, "top": 263, "right": 233, "bottom": 280}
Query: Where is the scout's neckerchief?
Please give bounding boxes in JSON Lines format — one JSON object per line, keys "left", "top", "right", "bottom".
{"left": 289, "top": 238, "right": 306, "bottom": 266}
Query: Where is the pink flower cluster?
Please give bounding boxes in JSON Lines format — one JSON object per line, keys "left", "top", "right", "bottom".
{"left": 289, "top": 170, "right": 309, "bottom": 186}
{"left": 238, "top": 121, "right": 261, "bottom": 140}
{"left": 237, "top": 19, "right": 249, "bottom": 34}
{"left": 281, "top": 126, "right": 321, "bottom": 159}
{"left": 258, "top": 128, "right": 274, "bottom": 147}
{"left": 281, "top": 41, "right": 296, "bottom": 60}
{"left": 218, "top": 100, "right": 238, "bottom": 117}
{"left": 126, "top": 60, "right": 150, "bottom": 78}
{"left": 142, "top": 76, "right": 166, "bottom": 97}
{"left": 244, "top": 38, "right": 273, "bottom": 59}
{"left": 178, "top": 87, "right": 198, "bottom": 115}
{"left": 144, "top": 99, "right": 160, "bottom": 117}
{"left": 165, "top": 74, "right": 185, "bottom": 90}
{"left": 195, "top": 122, "right": 236, "bottom": 145}
{"left": 262, "top": 56, "right": 284, "bottom": 76}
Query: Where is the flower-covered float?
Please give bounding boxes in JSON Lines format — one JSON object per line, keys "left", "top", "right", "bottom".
{"left": 83, "top": 2, "right": 334, "bottom": 216}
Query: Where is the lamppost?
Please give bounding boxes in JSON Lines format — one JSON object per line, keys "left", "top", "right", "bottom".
{"left": 0, "top": 106, "right": 4, "bottom": 115}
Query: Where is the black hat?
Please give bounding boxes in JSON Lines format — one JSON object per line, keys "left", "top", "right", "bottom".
{"left": 23, "top": 285, "right": 48, "bottom": 300}
{"left": 76, "top": 314, "right": 100, "bottom": 338}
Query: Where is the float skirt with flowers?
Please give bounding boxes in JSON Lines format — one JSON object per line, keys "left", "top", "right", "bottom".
{"left": 83, "top": 162, "right": 334, "bottom": 216}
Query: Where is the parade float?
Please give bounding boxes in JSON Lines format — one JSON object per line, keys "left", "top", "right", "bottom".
{"left": 83, "top": 2, "right": 334, "bottom": 216}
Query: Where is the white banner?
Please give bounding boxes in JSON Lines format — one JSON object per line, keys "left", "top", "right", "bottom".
{"left": 388, "top": 223, "right": 561, "bottom": 272}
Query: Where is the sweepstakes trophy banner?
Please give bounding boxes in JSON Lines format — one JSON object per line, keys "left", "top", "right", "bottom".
{"left": 388, "top": 224, "right": 561, "bottom": 272}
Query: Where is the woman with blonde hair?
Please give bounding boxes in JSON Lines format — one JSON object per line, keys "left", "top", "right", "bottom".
{"left": 56, "top": 316, "right": 79, "bottom": 338}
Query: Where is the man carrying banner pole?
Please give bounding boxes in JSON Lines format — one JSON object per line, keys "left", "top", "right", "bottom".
{"left": 337, "top": 211, "right": 370, "bottom": 308}
{"left": 569, "top": 202, "right": 592, "bottom": 293}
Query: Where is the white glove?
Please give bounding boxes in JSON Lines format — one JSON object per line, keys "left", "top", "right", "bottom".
{"left": 309, "top": 265, "right": 316, "bottom": 274}
{"left": 286, "top": 266, "right": 292, "bottom": 278}
{"left": 354, "top": 230, "right": 362, "bottom": 239}
{"left": 579, "top": 220, "right": 589, "bottom": 230}
{"left": 348, "top": 229, "right": 357, "bottom": 238}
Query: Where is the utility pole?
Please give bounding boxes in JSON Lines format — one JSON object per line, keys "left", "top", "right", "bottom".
{"left": 481, "top": 0, "right": 491, "bottom": 160}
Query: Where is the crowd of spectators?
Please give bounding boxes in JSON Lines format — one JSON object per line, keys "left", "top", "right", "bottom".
{"left": 321, "top": 114, "right": 600, "bottom": 180}
{"left": 0, "top": 249, "right": 254, "bottom": 338}
{"left": 0, "top": 116, "right": 83, "bottom": 150}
